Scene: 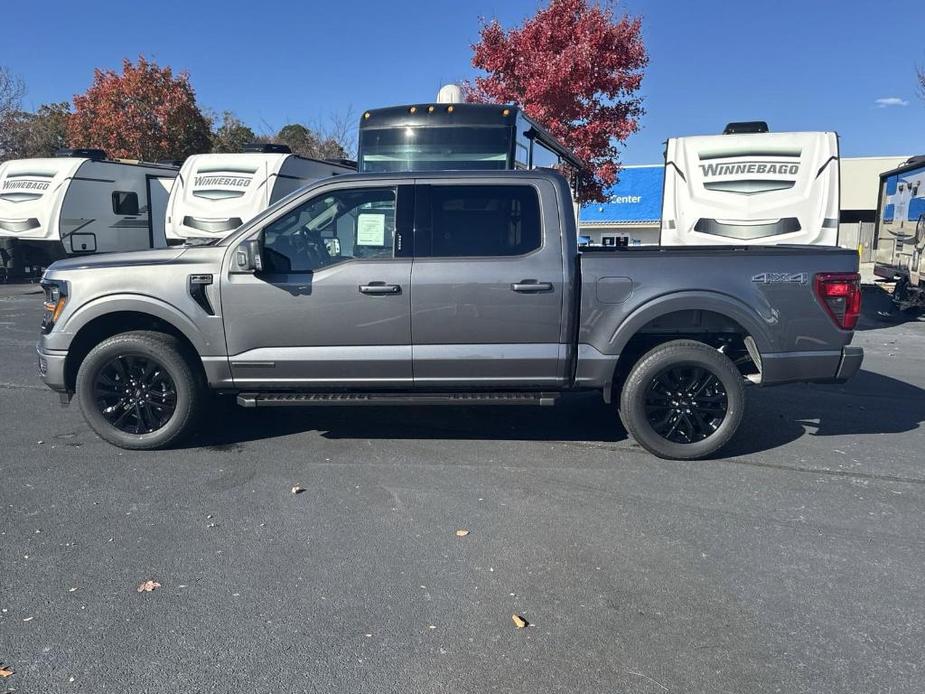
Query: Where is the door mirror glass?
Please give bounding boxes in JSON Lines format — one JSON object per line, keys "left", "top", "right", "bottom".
{"left": 234, "top": 235, "right": 264, "bottom": 273}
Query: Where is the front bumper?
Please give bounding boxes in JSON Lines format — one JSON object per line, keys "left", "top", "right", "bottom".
{"left": 36, "top": 345, "right": 68, "bottom": 394}
{"left": 759, "top": 346, "right": 863, "bottom": 386}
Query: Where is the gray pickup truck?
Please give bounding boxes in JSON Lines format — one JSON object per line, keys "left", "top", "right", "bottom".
{"left": 37, "top": 170, "right": 863, "bottom": 459}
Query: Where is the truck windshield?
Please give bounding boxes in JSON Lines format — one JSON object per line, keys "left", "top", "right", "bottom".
{"left": 358, "top": 126, "right": 511, "bottom": 172}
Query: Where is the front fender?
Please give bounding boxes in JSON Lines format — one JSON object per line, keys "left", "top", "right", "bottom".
{"left": 49, "top": 293, "right": 214, "bottom": 355}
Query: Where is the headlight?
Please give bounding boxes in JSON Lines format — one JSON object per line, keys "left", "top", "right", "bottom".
{"left": 41, "top": 279, "right": 68, "bottom": 334}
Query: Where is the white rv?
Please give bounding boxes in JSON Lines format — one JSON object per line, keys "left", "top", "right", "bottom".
{"left": 0, "top": 149, "right": 177, "bottom": 277}
{"left": 165, "top": 144, "right": 355, "bottom": 243}
{"left": 660, "top": 123, "right": 839, "bottom": 246}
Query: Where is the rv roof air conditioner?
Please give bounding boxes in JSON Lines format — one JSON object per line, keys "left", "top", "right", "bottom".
{"left": 55, "top": 148, "right": 107, "bottom": 160}
{"left": 243, "top": 143, "right": 292, "bottom": 154}
{"left": 436, "top": 84, "right": 463, "bottom": 104}
{"left": 722, "top": 121, "right": 769, "bottom": 135}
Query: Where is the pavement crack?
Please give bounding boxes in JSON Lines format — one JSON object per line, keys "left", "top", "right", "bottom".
{"left": 719, "top": 457, "right": 925, "bottom": 485}
{"left": 563, "top": 441, "right": 925, "bottom": 485}
{"left": 0, "top": 382, "right": 47, "bottom": 392}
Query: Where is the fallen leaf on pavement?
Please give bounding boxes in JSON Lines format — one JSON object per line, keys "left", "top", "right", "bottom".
{"left": 291, "top": 486, "right": 305, "bottom": 494}
{"left": 455, "top": 529, "right": 470, "bottom": 537}
{"left": 136, "top": 580, "right": 161, "bottom": 593}
{"left": 512, "top": 613, "right": 529, "bottom": 629}
{"left": 0, "top": 665, "right": 13, "bottom": 678}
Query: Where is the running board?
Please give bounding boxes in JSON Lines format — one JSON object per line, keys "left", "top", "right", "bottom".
{"left": 236, "top": 391, "right": 560, "bottom": 408}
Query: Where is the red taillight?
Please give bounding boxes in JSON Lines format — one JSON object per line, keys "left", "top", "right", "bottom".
{"left": 814, "top": 272, "right": 861, "bottom": 330}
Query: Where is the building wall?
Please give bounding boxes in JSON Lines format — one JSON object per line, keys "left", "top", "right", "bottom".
{"left": 581, "top": 224, "right": 660, "bottom": 247}
{"left": 840, "top": 156, "right": 910, "bottom": 211}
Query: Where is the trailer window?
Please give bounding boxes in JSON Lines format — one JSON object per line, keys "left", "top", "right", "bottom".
{"left": 112, "top": 191, "right": 139, "bottom": 216}
{"left": 418, "top": 185, "right": 541, "bottom": 257}
{"left": 531, "top": 141, "right": 560, "bottom": 169}
{"left": 359, "top": 127, "right": 511, "bottom": 172}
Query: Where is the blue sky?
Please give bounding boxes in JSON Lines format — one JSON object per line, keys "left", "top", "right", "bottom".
{"left": 2, "top": 0, "right": 922, "bottom": 164}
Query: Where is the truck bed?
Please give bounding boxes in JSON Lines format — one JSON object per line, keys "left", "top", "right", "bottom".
{"left": 577, "top": 244, "right": 861, "bottom": 385}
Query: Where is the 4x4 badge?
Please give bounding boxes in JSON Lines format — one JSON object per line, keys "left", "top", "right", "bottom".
{"left": 752, "top": 272, "right": 807, "bottom": 285}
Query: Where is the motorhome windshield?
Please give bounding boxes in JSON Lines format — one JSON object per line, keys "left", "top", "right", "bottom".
{"left": 358, "top": 127, "right": 511, "bottom": 172}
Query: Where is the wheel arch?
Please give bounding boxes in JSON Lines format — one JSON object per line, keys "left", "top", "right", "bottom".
{"left": 603, "top": 291, "right": 774, "bottom": 399}
{"left": 62, "top": 299, "right": 207, "bottom": 392}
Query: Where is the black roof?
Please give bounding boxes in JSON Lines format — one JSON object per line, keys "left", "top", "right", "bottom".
{"left": 361, "top": 102, "right": 519, "bottom": 129}
{"left": 880, "top": 155, "right": 925, "bottom": 178}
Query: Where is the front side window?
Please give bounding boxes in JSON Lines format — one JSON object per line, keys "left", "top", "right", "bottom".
{"left": 262, "top": 187, "right": 396, "bottom": 273}
{"left": 421, "top": 185, "right": 541, "bottom": 257}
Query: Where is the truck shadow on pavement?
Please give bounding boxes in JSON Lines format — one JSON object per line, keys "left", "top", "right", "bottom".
{"left": 192, "top": 370, "right": 925, "bottom": 458}
{"left": 856, "top": 285, "right": 924, "bottom": 331}
{"left": 195, "top": 391, "right": 626, "bottom": 448}
{"left": 722, "top": 368, "right": 925, "bottom": 457}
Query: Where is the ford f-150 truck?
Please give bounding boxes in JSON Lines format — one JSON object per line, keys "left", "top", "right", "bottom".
{"left": 36, "top": 170, "right": 863, "bottom": 459}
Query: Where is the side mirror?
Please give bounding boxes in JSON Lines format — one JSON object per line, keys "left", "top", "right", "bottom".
{"left": 234, "top": 235, "right": 264, "bottom": 273}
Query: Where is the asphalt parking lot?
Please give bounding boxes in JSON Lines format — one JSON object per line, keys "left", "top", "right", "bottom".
{"left": 1, "top": 281, "right": 923, "bottom": 693}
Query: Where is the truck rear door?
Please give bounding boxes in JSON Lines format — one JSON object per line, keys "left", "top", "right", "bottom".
{"left": 409, "top": 179, "right": 567, "bottom": 387}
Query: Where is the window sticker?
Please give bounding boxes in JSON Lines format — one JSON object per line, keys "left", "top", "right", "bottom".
{"left": 356, "top": 213, "right": 387, "bottom": 246}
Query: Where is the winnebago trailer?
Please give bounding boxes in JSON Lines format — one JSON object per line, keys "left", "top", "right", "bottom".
{"left": 165, "top": 144, "right": 355, "bottom": 243}
{"left": 660, "top": 123, "right": 840, "bottom": 246}
{"left": 872, "top": 156, "right": 925, "bottom": 308}
{"left": 0, "top": 149, "right": 177, "bottom": 278}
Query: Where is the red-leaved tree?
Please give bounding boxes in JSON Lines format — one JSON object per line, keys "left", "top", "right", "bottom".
{"left": 467, "top": 0, "right": 647, "bottom": 202}
{"left": 69, "top": 57, "right": 212, "bottom": 161}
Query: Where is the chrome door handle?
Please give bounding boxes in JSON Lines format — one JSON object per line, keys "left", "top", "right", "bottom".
{"left": 511, "top": 280, "right": 554, "bottom": 293}
{"left": 359, "top": 283, "right": 402, "bottom": 295}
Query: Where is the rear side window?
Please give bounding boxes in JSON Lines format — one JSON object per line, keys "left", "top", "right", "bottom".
{"left": 420, "top": 185, "right": 541, "bottom": 257}
{"left": 112, "top": 191, "right": 139, "bottom": 215}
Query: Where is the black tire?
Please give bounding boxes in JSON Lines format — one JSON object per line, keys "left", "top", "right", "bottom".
{"left": 75, "top": 331, "right": 205, "bottom": 450}
{"left": 619, "top": 339, "right": 745, "bottom": 460}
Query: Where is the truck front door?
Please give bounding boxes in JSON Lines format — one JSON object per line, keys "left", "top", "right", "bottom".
{"left": 221, "top": 184, "right": 413, "bottom": 388}
{"left": 410, "top": 180, "right": 567, "bottom": 387}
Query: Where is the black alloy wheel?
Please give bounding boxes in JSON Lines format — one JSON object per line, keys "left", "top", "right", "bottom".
{"left": 643, "top": 365, "right": 728, "bottom": 444}
{"left": 619, "top": 339, "right": 745, "bottom": 460}
{"left": 93, "top": 354, "right": 178, "bottom": 434}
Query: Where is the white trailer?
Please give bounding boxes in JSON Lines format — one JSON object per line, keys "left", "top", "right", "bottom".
{"left": 165, "top": 144, "right": 355, "bottom": 243}
{"left": 660, "top": 123, "right": 839, "bottom": 246}
{"left": 0, "top": 149, "right": 177, "bottom": 278}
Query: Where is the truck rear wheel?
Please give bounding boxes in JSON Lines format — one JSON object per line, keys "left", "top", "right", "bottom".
{"left": 619, "top": 339, "right": 745, "bottom": 460}
{"left": 75, "top": 331, "right": 204, "bottom": 450}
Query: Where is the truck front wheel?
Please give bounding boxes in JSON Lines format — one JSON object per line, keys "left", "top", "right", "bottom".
{"left": 618, "top": 339, "right": 745, "bottom": 460}
{"left": 75, "top": 331, "right": 205, "bottom": 450}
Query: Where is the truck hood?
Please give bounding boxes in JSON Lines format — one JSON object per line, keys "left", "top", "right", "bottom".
{"left": 47, "top": 248, "right": 189, "bottom": 273}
